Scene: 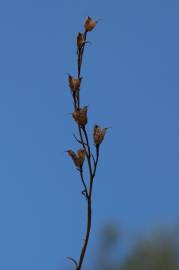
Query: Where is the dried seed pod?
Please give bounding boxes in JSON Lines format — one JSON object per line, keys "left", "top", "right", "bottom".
{"left": 68, "top": 75, "right": 82, "bottom": 94}
{"left": 67, "top": 149, "right": 86, "bottom": 168}
{"left": 72, "top": 106, "right": 88, "bottom": 127}
{"left": 77, "top": 32, "right": 85, "bottom": 49}
{"left": 77, "top": 149, "right": 86, "bottom": 167}
{"left": 84, "top": 16, "right": 97, "bottom": 32}
{"left": 93, "top": 125, "right": 107, "bottom": 145}
{"left": 67, "top": 150, "right": 79, "bottom": 167}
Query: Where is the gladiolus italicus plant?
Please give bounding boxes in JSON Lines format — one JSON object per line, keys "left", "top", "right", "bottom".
{"left": 66, "top": 16, "right": 108, "bottom": 270}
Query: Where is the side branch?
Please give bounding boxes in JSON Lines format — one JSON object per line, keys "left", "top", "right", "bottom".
{"left": 79, "top": 168, "right": 89, "bottom": 199}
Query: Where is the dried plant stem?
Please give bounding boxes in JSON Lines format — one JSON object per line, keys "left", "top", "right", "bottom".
{"left": 75, "top": 32, "right": 99, "bottom": 270}
{"left": 67, "top": 18, "right": 106, "bottom": 270}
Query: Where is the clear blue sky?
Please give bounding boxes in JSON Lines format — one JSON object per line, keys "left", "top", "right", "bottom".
{"left": 0, "top": 0, "right": 179, "bottom": 269}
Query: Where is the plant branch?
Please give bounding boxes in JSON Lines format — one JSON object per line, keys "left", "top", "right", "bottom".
{"left": 93, "top": 145, "right": 100, "bottom": 178}
{"left": 67, "top": 257, "right": 78, "bottom": 267}
{"left": 73, "top": 133, "right": 87, "bottom": 146}
{"left": 68, "top": 20, "right": 101, "bottom": 270}
{"left": 76, "top": 30, "right": 94, "bottom": 270}
{"left": 79, "top": 167, "right": 89, "bottom": 199}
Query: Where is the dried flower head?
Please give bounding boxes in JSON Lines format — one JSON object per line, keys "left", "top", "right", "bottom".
{"left": 67, "top": 149, "right": 86, "bottom": 168}
{"left": 84, "top": 16, "right": 97, "bottom": 32}
{"left": 72, "top": 106, "right": 88, "bottom": 127}
{"left": 66, "top": 150, "right": 78, "bottom": 167}
{"left": 77, "top": 32, "right": 85, "bottom": 49}
{"left": 93, "top": 125, "right": 107, "bottom": 146}
{"left": 77, "top": 149, "right": 86, "bottom": 167}
{"left": 68, "top": 75, "right": 82, "bottom": 94}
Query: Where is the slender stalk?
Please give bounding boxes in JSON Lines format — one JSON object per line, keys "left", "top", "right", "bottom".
{"left": 79, "top": 168, "right": 88, "bottom": 199}
{"left": 76, "top": 197, "right": 92, "bottom": 270}
{"left": 67, "top": 18, "right": 104, "bottom": 270}
{"left": 93, "top": 145, "right": 99, "bottom": 178}
{"left": 75, "top": 30, "right": 96, "bottom": 270}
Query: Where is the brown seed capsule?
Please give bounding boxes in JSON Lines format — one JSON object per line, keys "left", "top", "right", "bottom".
{"left": 68, "top": 75, "right": 82, "bottom": 94}
{"left": 66, "top": 150, "right": 79, "bottom": 167}
{"left": 77, "top": 32, "right": 85, "bottom": 49}
{"left": 72, "top": 106, "right": 88, "bottom": 127}
{"left": 93, "top": 125, "right": 107, "bottom": 145}
{"left": 67, "top": 149, "right": 86, "bottom": 168}
{"left": 77, "top": 149, "right": 86, "bottom": 167}
{"left": 84, "top": 16, "right": 97, "bottom": 32}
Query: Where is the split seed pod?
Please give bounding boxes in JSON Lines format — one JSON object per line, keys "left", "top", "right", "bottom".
{"left": 77, "top": 149, "right": 86, "bottom": 167}
{"left": 77, "top": 32, "right": 85, "bottom": 49}
{"left": 67, "top": 149, "right": 86, "bottom": 168}
{"left": 93, "top": 125, "right": 107, "bottom": 146}
{"left": 68, "top": 75, "right": 82, "bottom": 94}
{"left": 66, "top": 150, "right": 78, "bottom": 167}
{"left": 84, "top": 16, "right": 97, "bottom": 32}
{"left": 72, "top": 106, "right": 88, "bottom": 127}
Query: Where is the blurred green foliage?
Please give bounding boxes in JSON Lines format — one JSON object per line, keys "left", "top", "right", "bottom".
{"left": 93, "top": 224, "right": 179, "bottom": 270}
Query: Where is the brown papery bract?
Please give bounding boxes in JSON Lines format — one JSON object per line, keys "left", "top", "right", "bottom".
{"left": 84, "top": 16, "right": 97, "bottom": 32}
{"left": 93, "top": 125, "right": 107, "bottom": 146}
{"left": 67, "top": 149, "right": 86, "bottom": 168}
{"left": 72, "top": 106, "right": 88, "bottom": 127}
{"left": 68, "top": 75, "right": 82, "bottom": 94}
{"left": 77, "top": 32, "right": 85, "bottom": 49}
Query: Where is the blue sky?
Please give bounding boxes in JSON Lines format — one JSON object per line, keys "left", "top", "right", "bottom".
{"left": 0, "top": 0, "right": 179, "bottom": 269}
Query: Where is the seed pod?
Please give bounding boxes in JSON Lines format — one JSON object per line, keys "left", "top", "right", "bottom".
{"left": 72, "top": 106, "right": 88, "bottom": 127}
{"left": 84, "top": 16, "right": 97, "bottom": 32}
{"left": 67, "top": 150, "right": 79, "bottom": 167}
{"left": 93, "top": 125, "right": 107, "bottom": 145}
{"left": 77, "top": 32, "right": 85, "bottom": 49}
{"left": 67, "top": 149, "right": 86, "bottom": 168}
{"left": 77, "top": 149, "right": 86, "bottom": 167}
{"left": 68, "top": 75, "right": 82, "bottom": 94}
